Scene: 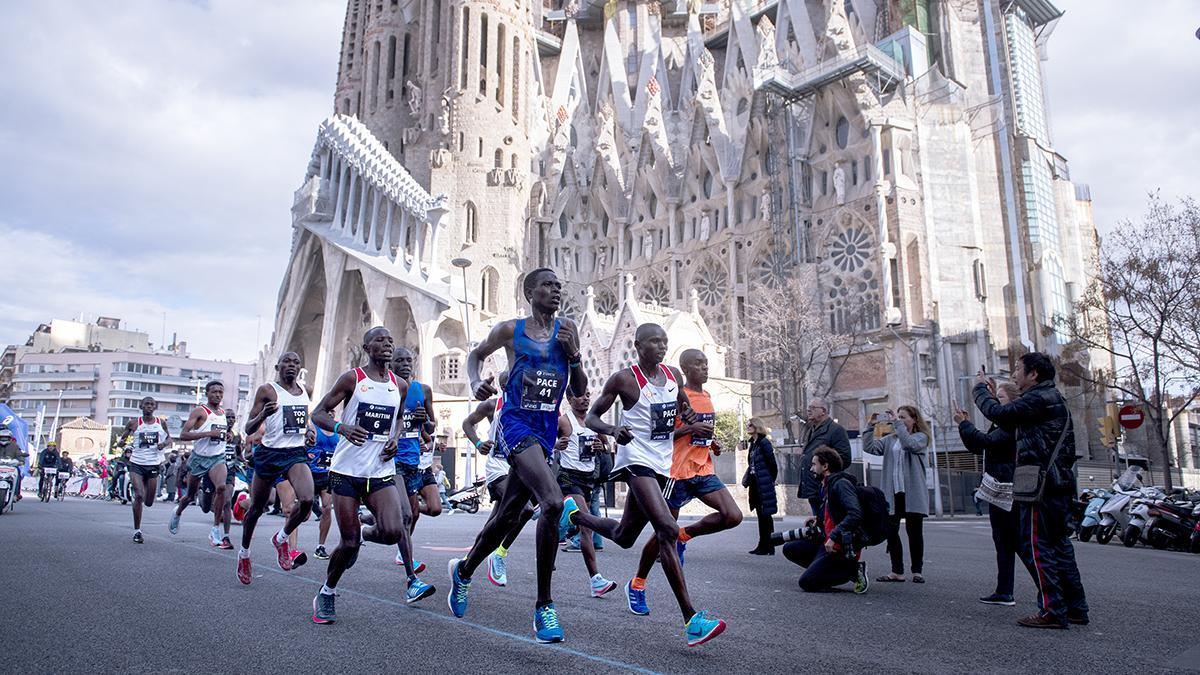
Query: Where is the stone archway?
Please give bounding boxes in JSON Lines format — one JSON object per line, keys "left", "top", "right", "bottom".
{"left": 284, "top": 242, "right": 328, "bottom": 379}
{"left": 331, "top": 269, "right": 370, "bottom": 372}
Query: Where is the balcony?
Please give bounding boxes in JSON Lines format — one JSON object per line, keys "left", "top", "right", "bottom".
{"left": 13, "top": 370, "right": 98, "bottom": 382}
{"left": 10, "top": 389, "right": 95, "bottom": 401}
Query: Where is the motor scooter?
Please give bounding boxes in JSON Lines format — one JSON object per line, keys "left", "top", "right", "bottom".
{"left": 1078, "top": 488, "right": 1110, "bottom": 542}
{"left": 1095, "top": 467, "right": 1145, "bottom": 545}
{"left": 0, "top": 458, "right": 23, "bottom": 515}
{"left": 1123, "top": 487, "right": 1167, "bottom": 548}
{"left": 446, "top": 479, "right": 485, "bottom": 514}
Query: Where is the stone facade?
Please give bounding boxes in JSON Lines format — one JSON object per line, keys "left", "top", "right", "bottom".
{"left": 265, "top": 0, "right": 1105, "bottom": 461}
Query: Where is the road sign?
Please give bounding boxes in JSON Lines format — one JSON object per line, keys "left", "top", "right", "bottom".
{"left": 1118, "top": 405, "right": 1144, "bottom": 430}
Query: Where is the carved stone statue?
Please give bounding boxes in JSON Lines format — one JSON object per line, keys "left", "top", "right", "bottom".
{"left": 406, "top": 81, "right": 422, "bottom": 115}
{"left": 642, "top": 232, "right": 654, "bottom": 259}
{"left": 699, "top": 212, "right": 711, "bottom": 240}
{"left": 439, "top": 95, "right": 451, "bottom": 136}
{"left": 833, "top": 165, "right": 846, "bottom": 205}
{"left": 759, "top": 196, "right": 772, "bottom": 223}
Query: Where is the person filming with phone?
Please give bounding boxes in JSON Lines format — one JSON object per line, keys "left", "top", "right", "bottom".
{"left": 863, "top": 405, "right": 930, "bottom": 584}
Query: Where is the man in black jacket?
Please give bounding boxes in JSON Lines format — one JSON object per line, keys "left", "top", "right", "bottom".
{"left": 782, "top": 447, "right": 868, "bottom": 594}
{"left": 797, "top": 399, "right": 851, "bottom": 515}
{"left": 973, "top": 352, "right": 1088, "bottom": 629}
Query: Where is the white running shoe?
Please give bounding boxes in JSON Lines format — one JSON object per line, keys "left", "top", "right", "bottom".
{"left": 590, "top": 574, "right": 617, "bottom": 598}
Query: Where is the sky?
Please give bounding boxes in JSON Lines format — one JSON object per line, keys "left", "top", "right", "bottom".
{"left": 0, "top": 0, "right": 1196, "bottom": 362}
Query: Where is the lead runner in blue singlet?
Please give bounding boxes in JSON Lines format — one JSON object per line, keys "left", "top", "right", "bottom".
{"left": 446, "top": 268, "right": 587, "bottom": 644}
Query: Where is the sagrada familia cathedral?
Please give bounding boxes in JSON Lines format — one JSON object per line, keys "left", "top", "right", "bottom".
{"left": 264, "top": 0, "right": 1103, "bottom": 462}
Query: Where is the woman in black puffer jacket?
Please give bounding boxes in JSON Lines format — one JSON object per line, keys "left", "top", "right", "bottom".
{"left": 955, "top": 382, "right": 1018, "bottom": 607}
{"left": 743, "top": 418, "right": 778, "bottom": 555}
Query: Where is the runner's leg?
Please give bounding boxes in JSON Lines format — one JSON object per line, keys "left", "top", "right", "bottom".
{"left": 325, "top": 494, "right": 364, "bottom": 589}
{"left": 240, "top": 475, "right": 275, "bottom": 550}
{"left": 628, "top": 476, "right": 696, "bottom": 621}
{"left": 574, "top": 489, "right": 600, "bottom": 577}
{"left": 129, "top": 472, "right": 147, "bottom": 530}
{"left": 282, "top": 463, "right": 315, "bottom": 541}
{"left": 317, "top": 490, "right": 333, "bottom": 547}
{"left": 509, "top": 446, "right": 565, "bottom": 605}
{"left": 688, "top": 488, "right": 743, "bottom": 537}
{"left": 277, "top": 481, "right": 299, "bottom": 548}
{"left": 572, "top": 481, "right": 651, "bottom": 548}
{"left": 633, "top": 507, "right": 680, "bottom": 582}
{"left": 175, "top": 473, "right": 201, "bottom": 516}
{"left": 419, "top": 483, "right": 442, "bottom": 517}
{"left": 461, "top": 472, "right": 535, "bottom": 577}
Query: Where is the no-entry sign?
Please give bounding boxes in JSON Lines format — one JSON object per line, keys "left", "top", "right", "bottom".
{"left": 1118, "top": 405, "right": 1145, "bottom": 430}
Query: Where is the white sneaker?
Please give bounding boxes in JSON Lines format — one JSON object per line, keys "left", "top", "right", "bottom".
{"left": 209, "top": 527, "right": 222, "bottom": 547}
{"left": 590, "top": 574, "right": 617, "bottom": 598}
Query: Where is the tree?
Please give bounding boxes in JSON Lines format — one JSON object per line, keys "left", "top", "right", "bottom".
{"left": 1060, "top": 194, "right": 1200, "bottom": 491}
{"left": 747, "top": 263, "right": 869, "bottom": 442}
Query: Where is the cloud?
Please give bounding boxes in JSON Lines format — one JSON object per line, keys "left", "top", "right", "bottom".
{"left": 0, "top": 0, "right": 342, "bottom": 360}
{"left": 1045, "top": 0, "right": 1200, "bottom": 233}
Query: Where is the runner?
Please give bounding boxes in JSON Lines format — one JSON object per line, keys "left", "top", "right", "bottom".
{"left": 216, "top": 412, "right": 242, "bottom": 549}
{"left": 556, "top": 390, "right": 618, "bottom": 597}
{"left": 460, "top": 372, "right": 537, "bottom": 587}
{"left": 569, "top": 323, "right": 727, "bottom": 647}
{"left": 308, "top": 425, "right": 337, "bottom": 560}
{"left": 170, "top": 381, "right": 231, "bottom": 543}
{"left": 389, "top": 347, "right": 437, "bottom": 573}
{"left": 116, "top": 397, "right": 171, "bottom": 544}
{"left": 447, "top": 268, "right": 585, "bottom": 644}
{"left": 628, "top": 349, "right": 742, "bottom": 610}
{"left": 239, "top": 352, "right": 316, "bottom": 584}
{"left": 310, "top": 327, "right": 434, "bottom": 623}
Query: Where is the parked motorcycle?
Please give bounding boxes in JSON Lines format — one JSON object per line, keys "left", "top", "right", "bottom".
{"left": 1123, "top": 487, "right": 1168, "bottom": 548}
{"left": 1095, "top": 467, "right": 1145, "bottom": 545}
{"left": 0, "top": 458, "right": 23, "bottom": 515}
{"left": 1144, "top": 496, "right": 1200, "bottom": 551}
{"left": 1078, "top": 488, "right": 1111, "bottom": 542}
{"left": 446, "top": 479, "right": 485, "bottom": 514}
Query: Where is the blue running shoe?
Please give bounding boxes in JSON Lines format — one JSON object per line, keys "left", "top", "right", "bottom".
{"left": 534, "top": 603, "right": 564, "bottom": 643}
{"left": 447, "top": 558, "right": 471, "bottom": 618}
{"left": 676, "top": 538, "right": 687, "bottom": 565}
{"left": 168, "top": 512, "right": 180, "bottom": 535}
{"left": 559, "top": 497, "right": 579, "bottom": 540}
{"left": 685, "top": 610, "right": 726, "bottom": 647}
{"left": 405, "top": 577, "right": 435, "bottom": 604}
{"left": 625, "top": 580, "right": 650, "bottom": 615}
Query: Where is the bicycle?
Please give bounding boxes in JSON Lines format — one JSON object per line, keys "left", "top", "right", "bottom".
{"left": 55, "top": 469, "right": 70, "bottom": 501}
{"left": 38, "top": 468, "right": 56, "bottom": 502}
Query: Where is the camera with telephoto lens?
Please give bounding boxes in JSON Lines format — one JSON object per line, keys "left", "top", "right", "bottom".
{"left": 769, "top": 519, "right": 824, "bottom": 546}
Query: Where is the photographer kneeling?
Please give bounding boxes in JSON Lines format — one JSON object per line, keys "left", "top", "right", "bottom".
{"left": 779, "top": 447, "right": 868, "bottom": 594}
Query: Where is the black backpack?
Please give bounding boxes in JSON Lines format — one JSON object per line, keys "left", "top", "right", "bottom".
{"left": 855, "top": 484, "right": 892, "bottom": 547}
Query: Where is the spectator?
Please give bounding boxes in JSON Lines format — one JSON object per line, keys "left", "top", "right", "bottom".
{"left": 955, "top": 382, "right": 1019, "bottom": 607}
{"left": 743, "top": 418, "right": 778, "bottom": 555}
{"left": 162, "top": 452, "right": 179, "bottom": 502}
{"left": 434, "top": 463, "right": 451, "bottom": 512}
{"left": 783, "top": 446, "right": 868, "bottom": 593}
{"left": 864, "top": 405, "right": 930, "bottom": 583}
{"left": 176, "top": 451, "right": 190, "bottom": 502}
{"left": 798, "top": 398, "right": 851, "bottom": 516}
{"left": 973, "top": 352, "right": 1088, "bottom": 629}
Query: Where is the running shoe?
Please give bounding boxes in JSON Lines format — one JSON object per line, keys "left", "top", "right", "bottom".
{"left": 625, "top": 580, "right": 650, "bottom": 616}
{"left": 219, "top": 537, "right": 234, "bottom": 550}
{"left": 290, "top": 549, "right": 308, "bottom": 569}
{"left": 314, "top": 545, "right": 330, "bottom": 560}
{"left": 487, "top": 552, "right": 508, "bottom": 587}
{"left": 534, "top": 602, "right": 564, "bottom": 643}
{"left": 168, "top": 513, "right": 180, "bottom": 535}
{"left": 132, "top": 531, "right": 144, "bottom": 544}
{"left": 312, "top": 591, "right": 336, "bottom": 624}
{"left": 272, "top": 532, "right": 294, "bottom": 571}
{"left": 590, "top": 574, "right": 617, "bottom": 598}
{"left": 405, "top": 578, "right": 436, "bottom": 604}
{"left": 393, "top": 553, "right": 427, "bottom": 574}
{"left": 853, "top": 561, "right": 869, "bottom": 595}
{"left": 209, "top": 526, "right": 222, "bottom": 547}
{"left": 979, "top": 593, "right": 1016, "bottom": 606}
{"left": 685, "top": 610, "right": 726, "bottom": 647}
{"left": 676, "top": 539, "right": 687, "bottom": 565}
{"left": 561, "top": 542, "right": 582, "bottom": 553}
{"left": 559, "top": 497, "right": 579, "bottom": 540}
{"left": 237, "top": 557, "right": 252, "bottom": 585}
{"left": 447, "top": 558, "right": 471, "bottom": 618}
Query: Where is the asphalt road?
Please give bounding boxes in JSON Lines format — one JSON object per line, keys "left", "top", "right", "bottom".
{"left": 2, "top": 495, "right": 1198, "bottom": 674}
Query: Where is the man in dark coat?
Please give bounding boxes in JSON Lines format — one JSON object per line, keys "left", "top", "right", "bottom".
{"left": 798, "top": 398, "right": 851, "bottom": 515}
{"left": 782, "top": 447, "right": 868, "bottom": 593}
{"left": 973, "top": 352, "right": 1088, "bottom": 630}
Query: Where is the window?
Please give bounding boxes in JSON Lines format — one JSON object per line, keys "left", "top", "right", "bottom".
{"left": 496, "top": 23, "right": 506, "bottom": 105}
{"left": 479, "top": 13, "right": 489, "bottom": 96}
{"left": 464, "top": 201, "right": 478, "bottom": 243}
{"left": 836, "top": 117, "right": 850, "bottom": 148}
{"left": 494, "top": 148, "right": 503, "bottom": 168}
{"left": 511, "top": 36, "right": 520, "bottom": 120}
{"left": 480, "top": 266, "right": 499, "bottom": 314}
{"left": 460, "top": 7, "right": 470, "bottom": 90}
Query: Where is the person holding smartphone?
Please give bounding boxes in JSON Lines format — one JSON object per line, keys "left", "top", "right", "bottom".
{"left": 863, "top": 406, "right": 931, "bottom": 583}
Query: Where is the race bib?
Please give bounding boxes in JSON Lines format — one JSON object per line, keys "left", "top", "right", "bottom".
{"left": 281, "top": 405, "right": 308, "bottom": 435}
{"left": 649, "top": 402, "right": 678, "bottom": 441}
{"left": 315, "top": 450, "right": 332, "bottom": 470}
{"left": 690, "top": 412, "right": 716, "bottom": 447}
{"left": 356, "top": 404, "right": 396, "bottom": 442}
{"left": 400, "top": 408, "right": 421, "bottom": 439}
{"left": 210, "top": 423, "right": 228, "bottom": 443}
{"left": 577, "top": 433, "right": 596, "bottom": 462}
{"left": 137, "top": 431, "right": 158, "bottom": 448}
{"left": 521, "top": 369, "right": 563, "bottom": 412}
{"left": 225, "top": 442, "right": 238, "bottom": 462}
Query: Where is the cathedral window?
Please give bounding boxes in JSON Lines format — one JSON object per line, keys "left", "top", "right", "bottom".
{"left": 460, "top": 7, "right": 470, "bottom": 90}
{"left": 836, "top": 117, "right": 850, "bottom": 149}
{"left": 480, "top": 267, "right": 499, "bottom": 314}
{"left": 512, "top": 37, "right": 521, "bottom": 120}
{"left": 464, "top": 202, "right": 478, "bottom": 243}
{"left": 497, "top": 24, "right": 506, "bottom": 106}
{"left": 479, "top": 13, "right": 489, "bottom": 96}
{"left": 494, "top": 149, "right": 504, "bottom": 168}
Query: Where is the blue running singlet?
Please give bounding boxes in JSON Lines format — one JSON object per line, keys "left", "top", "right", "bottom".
{"left": 496, "top": 318, "right": 570, "bottom": 460}
{"left": 395, "top": 380, "right": 425, "bottom": 465}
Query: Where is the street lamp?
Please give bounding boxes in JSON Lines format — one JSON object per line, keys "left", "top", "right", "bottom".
{"left": 451, "top": 257, "right": 473, "bottom": 347}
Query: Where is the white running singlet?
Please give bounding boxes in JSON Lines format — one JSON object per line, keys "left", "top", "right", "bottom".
{"left": 330, "top": 368, "right": 402, "bottom": 479}
{"left": 192, "top": 406, "right": 228, "bottom": 458}
{"left": 130, "top": 417, "right": 166, "bottom": 467}
{"left": 484, "top": 394, "right": 508, "bottom": 485}
{"left": 559, "top": 412, "right": 597, "bottom": 473}
{"left": 612, "top": 364, "right": 678, "bottom": 477}
{"left": 262, "top": 382, "right": 311, "bottom": 449}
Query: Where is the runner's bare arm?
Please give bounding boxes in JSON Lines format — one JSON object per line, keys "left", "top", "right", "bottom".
{"left": 312, "top": 371, "right": 368, "bottom": 445}
{"left": 243, "top": 383, "right": 278, "bottom": 436}
{"left": 178, "top": 407, "right": 211, "bottom": 442}
{"left": 462, "top": 400, "right": 497, "bottom": 452}
{"left": 466, "top": 320, "right": 516, "bottom": 400}
{"left": 585, "top": 372, "right": 634, "bottom": 444}
{"left": 558, "top": 317, "right": 588, "bottom": 397}
{"left": 670, "top": 366, "right": 696, "bottom": 424}
{"left": 117, "top": 419, "right": 137, "bottom": 448}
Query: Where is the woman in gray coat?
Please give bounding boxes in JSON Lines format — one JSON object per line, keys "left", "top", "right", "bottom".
{"left": 863, "top": 405, "right": 930, "bottom": 583}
